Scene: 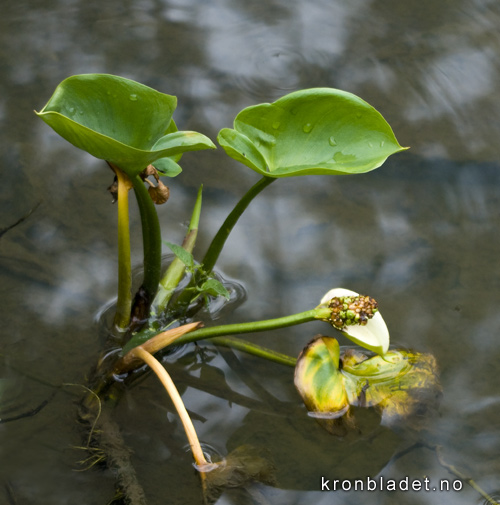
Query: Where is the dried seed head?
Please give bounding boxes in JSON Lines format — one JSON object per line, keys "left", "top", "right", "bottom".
{"left": 141, "top": 164, "right": 160, "bottom": 181}
{"left": 148, "top": 180, "right": 170, "bottom": 205}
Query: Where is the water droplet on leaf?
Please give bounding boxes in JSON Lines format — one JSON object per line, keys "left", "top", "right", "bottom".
{"left": 303, "top": 123, "right": 313, "bottom": 133}
{"left": 272, "top": 121, "right": 280, "bottom": 130}
{"left": 129, "top": 94, "right": 138, "bottom": 101}
{"left": 257, "top": 131, "right": 275, "bottom": 146}
{"left": 333, "top": 151, "right": 357, "bottom": 163}
{"left": 329, "top": 136, "right": 337, "bottom": 146}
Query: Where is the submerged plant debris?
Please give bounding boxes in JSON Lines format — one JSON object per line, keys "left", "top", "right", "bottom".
{"left": 199, "top": 444, "right": 277, "bottom": 505}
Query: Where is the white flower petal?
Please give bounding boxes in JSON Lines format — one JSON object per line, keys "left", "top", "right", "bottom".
{"left": 319, "top": 287, "right": 390, "bottom": 355}
{"left": 342, "top": 312, "right": 389, "bottom": 355}
{"left": 320, "top": 288, "right": 358, "bottom": 305}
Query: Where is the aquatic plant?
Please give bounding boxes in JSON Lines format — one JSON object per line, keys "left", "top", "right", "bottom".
{"left": 36, "top": 74, "right": 215, "bottom": 329}
{"left": 38, "top": 74, "right": 491, "bottom": 505}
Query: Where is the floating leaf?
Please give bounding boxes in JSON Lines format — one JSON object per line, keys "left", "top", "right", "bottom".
{"left": 36, "top": 74, "right": 215, "bottom": 177}
{"left": 294, "top": 335, "right": 354, "bottom": 436}
{"left": 218, "top": 88, "right": 407, "bottom": 178}
{"left": 294, "top": 336, "right": 441, "bottom": 436}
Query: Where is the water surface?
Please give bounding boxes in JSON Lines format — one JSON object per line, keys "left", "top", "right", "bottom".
{"left": 1, "top": 1, "right": 500, "bottom": 504}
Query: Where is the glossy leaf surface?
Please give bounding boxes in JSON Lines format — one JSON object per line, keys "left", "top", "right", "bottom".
{"left": 36, "top": 74, "right": 215, "bottom": 177}
{"left": 218, "top": 88, "right": 406, "bottom": 178}
{"left": 295, "top": 336, "right": 441, "bottom": 436}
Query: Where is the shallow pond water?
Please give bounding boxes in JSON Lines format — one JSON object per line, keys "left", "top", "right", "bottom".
{"left": 1, "top": 0, "right": 500, "bottom": 504}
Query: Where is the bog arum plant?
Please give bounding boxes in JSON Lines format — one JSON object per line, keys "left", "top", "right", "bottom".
{"left": 39, "top": 75, "right": 446, "bottom": 502}
{"left": 37, "top": 76, "right": 496, "bottom": 505}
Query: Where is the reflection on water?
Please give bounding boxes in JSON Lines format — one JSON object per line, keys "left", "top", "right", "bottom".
{"left": 1, "top": 0, "right": 500, "bottom": 504}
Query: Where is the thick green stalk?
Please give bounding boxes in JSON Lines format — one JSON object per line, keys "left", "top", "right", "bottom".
{"left": 153, "top": 185, "right": 203, "bottom": 315}
{"left": 172, "top": 308, "right": 331, "bottom": 346}
{"left": 113, "top": 168, "right": 132, "bottom": 330}
{"left": 201, "top": 175, "right": 275, "bottom": 273}
{"left": 130, "top": 174, "right": 162, "bottom": 320}
{"left": 209, "top": 337, "right": 297, "bottom": 367}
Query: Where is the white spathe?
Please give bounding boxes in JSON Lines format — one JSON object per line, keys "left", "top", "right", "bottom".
{"left": 320, "top": 288, "right": 390, "bottom": 355}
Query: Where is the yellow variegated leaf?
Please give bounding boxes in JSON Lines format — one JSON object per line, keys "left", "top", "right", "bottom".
{"left": 294, "top": 336, "right": 354, "bottom": 436}
{"left": 295, "top": 336, "right": 441, "bottom": 436}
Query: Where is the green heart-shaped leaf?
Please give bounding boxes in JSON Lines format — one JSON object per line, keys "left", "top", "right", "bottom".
{"left": 36, "top": 74, "right": 215, "bottom": 177}
{"left": 218, "top": 88, "right": 407, "bottom": 178}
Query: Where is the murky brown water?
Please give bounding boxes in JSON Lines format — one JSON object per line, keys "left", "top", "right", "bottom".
{"left": 1, "top": 1, "right": 500, "bottom": 504}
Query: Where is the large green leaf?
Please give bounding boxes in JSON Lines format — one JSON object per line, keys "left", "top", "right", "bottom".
{"left": 36, "top": 74, "right": 215, "bottom": 177}
{"left": 294, "top": 336, "right": 441, "bottom": 436}
{"left": 218, "top": 88, "right": 407, "bottom": 178}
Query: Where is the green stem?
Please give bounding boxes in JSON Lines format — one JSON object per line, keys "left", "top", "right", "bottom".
{"left": 201, "top": 175, "right": 275, "bottom": 273}
{"left": 172, "top": 308, "right": 330, "bottom": 346}
{"left": 153, "top": 185, "right": 202, "bottom": 316}
{"left": 209, "top": 337, "right": 297, "bottom": 367}
{"left": 168, "top": 176, "right": 275, "bottom": 319}
{"left": 131, "top": 174, "right": 162, "bottom": 314}
{"left": 112, "top": 167, "right": 132, "bottom": 330}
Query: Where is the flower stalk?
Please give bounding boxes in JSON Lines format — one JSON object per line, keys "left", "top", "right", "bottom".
{"left": 171, "top": 307, "right": 332, "bottom": 347}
